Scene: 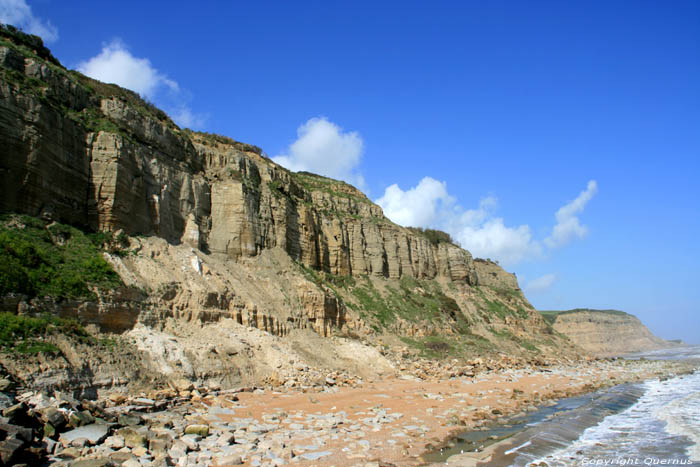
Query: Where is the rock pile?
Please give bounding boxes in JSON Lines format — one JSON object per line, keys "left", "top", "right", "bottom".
{"left": 0, "top": 356, "right": 693, "bottom": 466}
{"left": 394, "top": 354, "right": 567, "bottom": 382}
{"left": 0, "top": 375, "right": 242, "bottom": 466}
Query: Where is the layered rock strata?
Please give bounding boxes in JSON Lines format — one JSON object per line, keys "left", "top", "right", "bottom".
{"left": 543, "top": 309, "right": 677, "bottom": 356}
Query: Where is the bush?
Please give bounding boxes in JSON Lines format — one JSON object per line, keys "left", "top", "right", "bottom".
{"left": 0, "top": 312, "right": 92, "bottom": 354}
{"left": 406, "top": 227, "right": 457, "bottom": 246}
{"left": 0, "top": 24, "right": 62, "bottom": 67}
{"left": 0, "top": 215, "right": 122, "bottom": 300}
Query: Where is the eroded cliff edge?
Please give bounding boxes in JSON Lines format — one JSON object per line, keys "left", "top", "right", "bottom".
{"left": 540, "top": 309, "right": 678, "bottom": 357}
{"left": 0, "top": 26, "right": 580, "bottom": 395}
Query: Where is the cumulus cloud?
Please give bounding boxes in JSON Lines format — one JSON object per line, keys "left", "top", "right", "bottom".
{"left": 375, "top": 177, "right": 453, "bottom": 227}
{"left": 525, "top": 274, "right": 557, "bottom": 293}
{"left": 77, "top": 39, "right": 206, "bottom": 129}
{"left": 453, "top": 217, "right": 542, "bottom": 266}
{"left": 377, "top": 179, "right": 597, "bottom": 267}
{"left": 273, "top": 117, "right": 365, "bottom": 187}
{"left": 77, "top": 39, "right": 178, "bottom": 99}
{"left": 376, "top": 180, "right": 542, "bottom": 265}
{"left": 545, "top": 180, "right": 598, "bottom": 248}
{"left": 445, "top": 196, "right": 542, "bottom": 265}
{"left": 0, "top": 0, "right": 58, "bottom": 42}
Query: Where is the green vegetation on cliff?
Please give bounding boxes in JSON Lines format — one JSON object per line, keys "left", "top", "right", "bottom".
{"left": 0, "top": 24, "right": 61, "bottom": 66}
{"left": 350, "top": 276, "right": 469, "bottom": 332}
{"left": 292, "top": 172, "right": 370, "bottom": 205}
{"left": 186, "top": 129, "right": 263, "bottom": 155}
{"left": 406, "top": 227, "right": 458, "bottom": 246}
{"left": 539, "top": 308, "right": 629, "bottom": 325}
{"left": 0, "top": 215, "right": 122, "bottom": 300}
{"left": 0, "top": 312, "right": 92, "bottom": 354}
{"left": 400, "top": 333, "right": 494, "bottom": 359}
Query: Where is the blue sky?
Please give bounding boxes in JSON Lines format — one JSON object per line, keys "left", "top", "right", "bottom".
{"left": 3, "top": 0, "right": 698, "bottom": 343}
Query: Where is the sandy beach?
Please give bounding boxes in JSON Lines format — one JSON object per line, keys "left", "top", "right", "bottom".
{"left": 151, "top": 358, "right": 695, "bottom": 467}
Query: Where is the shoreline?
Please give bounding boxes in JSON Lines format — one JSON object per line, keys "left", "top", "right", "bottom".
{"left": 425, "top": 383, "right": 648, "bottom": 467}
{"left": 43, "top": 358, "right": 699, "bottom": 466}
{"left": 424, "top": 360, "right": 700, "bottom": 467}
{"left": 4, "top": 357, "right": 696, "bottom": 466}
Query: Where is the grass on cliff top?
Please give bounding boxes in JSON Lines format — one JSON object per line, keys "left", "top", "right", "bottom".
{"left": 405, "top": 227, "right": 458, "bottom": 247}
{"left": 0, "top": 31, "right": 175, "bottom": 142}
{"left": 0, "top": 24, "right": 62, "bottom": 67}
{"left": 186, "top": 129, "right": 263, "bottom": 155}
{"left": 0, "top": 312, "right": 92, "bottom": 354}
{"left": 291, "top": 172, "right": 370, "bottom": 205}
{"left": 0, "top": 214, "right": 122, "bottom": 301}
{"left": 539, "top": 308, "right": 629, "bottom": 325}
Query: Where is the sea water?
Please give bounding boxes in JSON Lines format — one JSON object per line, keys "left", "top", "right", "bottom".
{"left": 533, "top": 346, "right": 700, "bottom": 466}
{"left": 425, "top": 346, "right": 700, "bottom": 466}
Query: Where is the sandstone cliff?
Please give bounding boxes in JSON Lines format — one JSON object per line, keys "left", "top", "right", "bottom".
{"left": 541, "top": 309, "right": 677, "bottom": 357}
{"left": 0, "top": 26, "right": 579, "bottom": 394}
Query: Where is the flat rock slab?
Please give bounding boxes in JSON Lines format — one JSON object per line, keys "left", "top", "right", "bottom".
{"left": 70, "top": 458, "right": 114, "bottom": 467}
{"left": 60, "top": 424, "right": 110, "bottom": 445}
{"left": 133, "top": 398, "right": 155, "bottom": 406}
{"left": 117, "top": 414, "right": 142, "bottom": 426}
{"left": 299, "top": 451, "right": 333, "bottom": 461}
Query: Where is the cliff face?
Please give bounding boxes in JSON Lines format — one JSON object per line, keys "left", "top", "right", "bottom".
{"left": 0, "top": 35, "right": 480, "bottom": 284}
{"left": 0, "top": 27, "right": 579, "bottom": 392}
{"left": 541, "top": 309, "right": 675, "bottom": 357}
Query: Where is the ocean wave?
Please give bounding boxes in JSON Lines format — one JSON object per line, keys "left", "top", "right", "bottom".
{"left": 654, "top": 391, "right": 700, "bottom": 461}
{"left": 535, "top": 371, "right": 700, "bottom": 465}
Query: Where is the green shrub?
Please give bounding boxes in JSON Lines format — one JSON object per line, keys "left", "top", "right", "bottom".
{"left": 0, "top": 215, "right": 122, "bottom": 300}
{"left": 0, "top": 24, "right": 62, "bottom": 66}
{"left": 406, "top": 227, "right": 457, "bottom": 246}
{"left": 0, "top": 312, "right": 92, "bottom": 354}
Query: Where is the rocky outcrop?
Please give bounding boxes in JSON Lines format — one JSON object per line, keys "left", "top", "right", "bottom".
{"left": 0, "top": 288, "right": 142, "bottom": 333}
{"left": 542, "top": 309, "right": 677, "bottom": 357}
{"left": 473, "top": 259, "right": 518, "bottom": 289}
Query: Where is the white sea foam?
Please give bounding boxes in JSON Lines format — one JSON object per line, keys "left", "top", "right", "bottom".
{"left": 536, "top": 369, "right": 700, "bottom": 464}
{"left": 655, "top": 391, "right": 700, "bottom": 461}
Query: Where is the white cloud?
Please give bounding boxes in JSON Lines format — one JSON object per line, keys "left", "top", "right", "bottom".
{"left": 171, "top": 106, "right": 207, "bottom": 130}
{"left": 377, "top": 179, "right": 597, "bottom": 267}
{"left": 545, "top": 180, "right": 598, "bottom": 248}
{"left": 273, "top": 117, "right": 365, "bottom": 187}
{"left": 77, "top": 39, "right": 206, "bottom": 130}
{"left": 77, "top": 39, "right": 178, "bottom": 99}
{"left": 446, "top": 196, "right": 542, "bottom": 265}
{"left": 375, "top": 177, "right": 453, "bottom": 227}
{"left": 453, "top": 216, "right": 542, "bottom": 265}
{"left": 0, "top": 0, "right": 58, "bottom": 42}
{"left": 525, "top": 274, "right": 557, "bottom": 293}
{"left": 376, "top": 181, "right": 542, "bottom": 265}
